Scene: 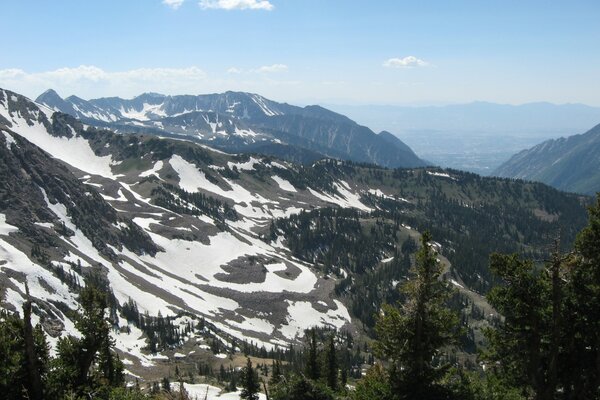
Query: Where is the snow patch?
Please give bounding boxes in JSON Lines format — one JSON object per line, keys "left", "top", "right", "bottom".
{"left": 0, "top": 214, "right": 18, "bottom": 235}
{"left": 6, "top": 116, "right": 119, "bottom": 179}
{"left": 280, "top": 300, "right": 351, "bottom": 340}
{"left": 2, "top": 131, "right": 18, "bottom": 149}
{"left": 271, "top": 175, "right": 297, "bottom": 192}
{"left": 139, "top": 160, "right": 164, "bottom": 178}
{"left": 227, "top": 157, "right": 261, "bottom": 171}
{"left": 426, "top": 171, "right": 456, "bottom": 180}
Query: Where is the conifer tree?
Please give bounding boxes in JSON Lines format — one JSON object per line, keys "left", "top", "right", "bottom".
{"left": 484, "top": 197, "right": 600, "bottom": 399}
{"left": 563, "top": 196, "right": 600, "bottom": 398}
{"left": 306, "top": 328, "right": 320, "bottom": 380}
{"left": 241, "top": 357, "right": 260, "bottom": 400}
{"left": 325, "top": 334, "right": 338, "bottom": 391}
{"left": 47, "top": 281, "right": 123, "bottom": 399}
{"left": 374, "top": 231, "right": 457, "bottom": 399}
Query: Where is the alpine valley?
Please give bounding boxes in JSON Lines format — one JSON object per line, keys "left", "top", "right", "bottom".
{"left": 0, "top": 88, "right": 591, "bottom": 392}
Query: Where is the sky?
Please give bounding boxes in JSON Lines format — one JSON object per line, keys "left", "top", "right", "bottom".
{"left": 1, "top": 0, "right": 599, "bottom": 106}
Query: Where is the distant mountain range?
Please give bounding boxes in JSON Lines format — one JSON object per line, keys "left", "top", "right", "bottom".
{"left": 36, "top": 89, "right": 426, "bottom": 169}
{"left": 493, "top": 123, "right": 600, "bottom": 195}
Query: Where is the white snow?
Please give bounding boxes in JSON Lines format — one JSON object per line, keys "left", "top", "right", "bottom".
{"left": 0, "top": 214, "right": 18, "bottom": 235}
{"left": 368, "top": 188, "right": 394, "bottom": 199}
{"left": 101, "top": 188, "right": 128, "bottom": 202}
{"left": 139, "top": 160, "right": 164, "bottom": 178}
{"left": 228, "top": 316, "right": 275, "bottom": 335}
{"left": 232, "top": 126, "right": 258, "bottom": 138}
{"left": 271, "top": 175, "right": 297, "bottom": 192}
{"left": 169, "top": 155, "right": 276, "bottom": 208}
{"left": 112, "top": 323, "right": 156, "bottom": 367}
{"left": 269, "top": 161, "right": 288, "bottom": 169}
{"left": 129, "top": 223, "right": 317, "bottom": 295}
{"left": 41, "top": 188, "right": 108, "bottom": 266}
{"left": 4, "top": 114, "right": 119, "bottom": 179}
{"left": 172, "top": 383, "right": 268, "bottom": 400}
{"left": 308, "top": 181, "right": 371, "bottom": 212}
{"left": 2, "top": 131, "right": 17, "bottom": 149}
{"left": 426, "top": 171, "right": 456, "bottom": 180}
{"left": 119, "top": 103, "right": 166, "bottom": 121}
{"left": 227, "top": 157, "right": 261, "bottom": 171}
{"left": 251, "top": 94, "right": 281, "bottom": 117}
{"left": 0, "top": 236, "right": 80, "bottom": 333}
{"left": 280, "top": 300, "right": 351, "bottom": 340}
{"left": 450, "top": 279, "right": 464, "bottom": 289}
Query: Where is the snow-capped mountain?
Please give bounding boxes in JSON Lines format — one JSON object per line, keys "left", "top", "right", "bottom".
{"left": 1, "top": 87, "right": 589, "bottom": 380}
{"left": 36, "top": 89, "right": 427, "bottom": 168}
{"left": 2, "top": 88, "right": 362, "bottom": 366}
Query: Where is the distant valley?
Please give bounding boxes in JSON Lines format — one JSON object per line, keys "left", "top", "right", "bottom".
{"left": 328, "top": 102, "right": 600, "bottom": 175}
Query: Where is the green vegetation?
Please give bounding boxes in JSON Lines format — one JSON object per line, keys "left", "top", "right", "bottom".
{"left": 373, "top": 231, "right": 458, "bottom": 399}
{"left": 3, "top": 196, "right": 600, "bottom": 398}
{"left": 0, "top": 280, "right": 123, "bottom": 400}
{"left": 151, "top": 183, "right": 238, "bottom": 226}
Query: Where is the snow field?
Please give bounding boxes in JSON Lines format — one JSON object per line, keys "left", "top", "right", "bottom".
{"left": 279, "top": 300, "right": 352, "bottom": 340}
{"left": 271, "top": 175, "right": 297, "bottom": 192}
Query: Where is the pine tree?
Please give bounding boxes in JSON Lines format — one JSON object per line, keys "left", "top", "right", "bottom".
{"left": 306, "top": 328, "right": 320, "bottom": 380}
{"left": 563, "top": 196, "right": 600, "bottom": 398}
{"left": 374, "top": 231, "right": 458, "bottom": 399}
{"left": 241, "top": 357, "right": 260, "bottom": 400}
{"left": 22, "top": 283, "right": 45, "bottom": 400}
{"left": 485, "top": 252, "right": 551, "bottom": 399}
{"left": 325, "top": 334, "right": 338, "bottom": 391}
{"left": 161, "top": 376, "right": 171, "bottom": 392}
{"left": 270, "top": 359, "right": 282, "bottom": 385}
{"left": 484, "top": 196, "right": 600, "bottom": 400}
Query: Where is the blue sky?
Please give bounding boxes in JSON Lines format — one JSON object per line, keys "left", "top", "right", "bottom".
{"left": 1, "top": 0, "right": 599, "bottom": 105}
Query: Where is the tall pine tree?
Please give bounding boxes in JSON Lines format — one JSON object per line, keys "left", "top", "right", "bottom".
{"left": 374, "top": 231, "right": 458, "bottom": 399}
{"left": 241, "top": 357, "right": 260, "bottom": 400}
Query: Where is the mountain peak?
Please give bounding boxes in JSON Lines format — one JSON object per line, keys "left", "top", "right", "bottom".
{"left": 36, "top": 88, "right": 63, "bottom": 103}
{"left": 136, "top": 92, "right": 167, "bottom": 99}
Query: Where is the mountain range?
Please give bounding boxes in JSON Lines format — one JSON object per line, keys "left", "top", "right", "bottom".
{"left": 36, "top": 89, "right": 426, "bottom": 169}
{"left": 493, "top": 123, "right": 600, "bottom": 195}
{"left": 0, "top": 87, "right": 591, "bottom": 381}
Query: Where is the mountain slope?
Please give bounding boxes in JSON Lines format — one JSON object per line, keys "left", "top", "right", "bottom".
{"left": 35, "top": 90, "right": 427, "bottom": 168}
{"left": 1, "top": 87, "right": 591, "bottom": 379}
{"left": 493, "top": 123, "right": 600, "bottom": 194}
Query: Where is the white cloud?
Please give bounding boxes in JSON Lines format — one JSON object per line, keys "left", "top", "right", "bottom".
{"left": 226, "top": 64, "right": 288, "bottom": 74}
{"left": 163, "top": 0, "right": 185, "bottom": 9}
{"left": 383, "top": 56, "right": 429, "bottom": 68}
{"left": 0, "top": 65, "right": 208, "bottom": 99}
{"left": 256, "top": 64, "right": 288, "bottom": 73}
{"left": 199, "top": 0, "right": 274, "bottom": 11}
